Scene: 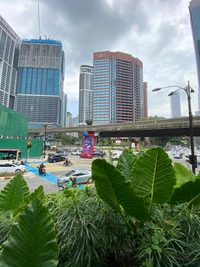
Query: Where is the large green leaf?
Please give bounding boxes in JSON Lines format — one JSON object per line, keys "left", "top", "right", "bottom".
{"left": 130, "top": 148, "right": 176, "bottom": 210}
{"left": 116, "top": 149, "right": 137, "bottom": 181}
{"left": 13, "top": 185, "right": 45, "bottom": 217}
{"left": 174, "top": 162, "right": 195, "bottom": 187}
{"left": 1, "top": 199, "right": 58, "bottom": 267}
{"left": 92, "top": 159, "right": 148, "bottom": 221}
{"left": 169, "top": 178, "right": 200, "bottom": 207}
{"left": 0, "top": 175, "right": 30, "bottom": 213}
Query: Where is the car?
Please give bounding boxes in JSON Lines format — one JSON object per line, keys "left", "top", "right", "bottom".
{"left": 0, "top": 162, "right": 26, "bottom": 173}
{"left": 71, "top": 150, "right": 82, "bottom": 155}
{"left": 48, "top": 155, "right": 66, "bottom": 163}
{"left": 57, "top": 169, "right": 92, "bottom": 187}
{"left": 92, "top": 151, "right": 105, "bottom": 157}
{"left": 80, "top": 153, "right": 93, "bottom": 159}
{"left": 174, "top": 155, "right": 183, "bottom": 159}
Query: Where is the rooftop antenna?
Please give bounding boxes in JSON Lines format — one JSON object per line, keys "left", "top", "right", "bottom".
{"left": 38, "top": 3, "right": 41, "bottom": 39}
{"left": 52, "top": 28, "right": 61, "bottom": 39}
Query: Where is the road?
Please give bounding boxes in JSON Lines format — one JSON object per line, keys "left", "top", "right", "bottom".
{"left": 0, "top": 150, "right": 198, "bottom": 194}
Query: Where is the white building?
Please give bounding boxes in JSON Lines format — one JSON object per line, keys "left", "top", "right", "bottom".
{"left": 170, "top": 91, "right": 181, "bottom": 118}
{"left": 79, "top": 65, "right": 93, "bottom": 124}
{"left": 0, "top": 15, "right": 21, "bottom": 109}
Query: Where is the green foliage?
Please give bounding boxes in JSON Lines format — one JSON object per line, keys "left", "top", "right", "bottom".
{"left": 116, "top": 149, "right": 137, "bottom": 182}
{"left": 169, "top": 177, "right": 200, "bottom": 208}
{"left": 1, "top": 199, "right": 58, "bottom": 267}
{"left": 85, "top": 119, "right": 93, "bottom": 125}
{"left": 13, "top": 185, "right": 45, "bottom": 216}
{"left": 174, "top": 162, "right": 195, "bottom": 187}
{"left": 44, "top": 187, "right": 133, "bottom": 267}
{"left": 53, "top": 133, "right": 79, "bottom": 145}
{"left": 130, "top": 148, "right": 176, "bottom": 214}
{"left": 92, "top": 159, "right": 148, "bottom": 221}
{"left": 0, "top": 175, "right": 30, "bottom": 213}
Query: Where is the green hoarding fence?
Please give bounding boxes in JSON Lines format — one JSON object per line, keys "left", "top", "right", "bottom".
{"left": 0, "top": 139, "right": 43, "bottom": 158}
{"left": 0, "top": 105, "right": 28, "bottom": 137}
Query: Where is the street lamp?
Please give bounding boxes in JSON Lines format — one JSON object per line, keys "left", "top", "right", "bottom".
{"left": 152, "top": 81, "right": 196, "bottom": 174}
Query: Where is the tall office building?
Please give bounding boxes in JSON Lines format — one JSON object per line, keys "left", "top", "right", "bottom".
{"left": 143, "top": 82, "right": 148, "bottom": 118}
{"left": 189, "top": 0, "right": 200, "bottom": 112}
{"left": 170, "top": 91, "right": 181, "bottom": 118}
{"left": 15, "top": 39, "right": 65, "bottom": 128}
{"left": 67, "top": 112, "right": 73, "bottom": 127}
{"left": 79, "top": 65, "right": 93, "bottom": 124}
{"left": 93, "top": 51, "right": 145, "bottom": 124}
{"left": 0, "top": 15, "right": 21, "bottom": 109}
{"left": 61, "top": 92, "right": 68, "bottom": 127}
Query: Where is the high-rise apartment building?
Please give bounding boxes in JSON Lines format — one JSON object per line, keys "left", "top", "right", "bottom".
{"left": 0, "top": 15, "right": 21, "bottom": 109}
{"left": 79, "top": 65, "right": 93, "bottom": 124}
{"left": 15, "top": 39, "right": 65, "bottom": 128}
{"left": 93, "top": 51, "right": 145, "bottom": 124}
{"left": 189, "top": 0, "right": 200, "bottom": 112}
{"left": 170, "top": 91, "right": 181, "bottom": 118}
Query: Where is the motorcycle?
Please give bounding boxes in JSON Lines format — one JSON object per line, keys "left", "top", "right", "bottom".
{"left": 63, "top": 160, "right": 73, "bottom": 166}
{"left": 37, "top": 165, "right": 46, "bottom": 176}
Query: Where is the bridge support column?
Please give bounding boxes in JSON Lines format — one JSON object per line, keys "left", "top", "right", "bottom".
{"left": 82, "top": 131, "right": 95, "bottom": 155}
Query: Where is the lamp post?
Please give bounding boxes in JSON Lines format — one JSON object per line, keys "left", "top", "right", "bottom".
{"left": 152, "top": 81, "right": 196, "bottom": 174}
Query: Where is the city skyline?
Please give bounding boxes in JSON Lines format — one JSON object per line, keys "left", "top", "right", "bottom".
{"left": 1, "top": 0, "right": 198, "bottom": 118}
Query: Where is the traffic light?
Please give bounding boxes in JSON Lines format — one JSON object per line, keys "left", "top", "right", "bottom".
{"left": 189, "top": 155, "right": 197, "bottom": 168}
{"left": 27, "top": 137, "right": 31, "bottom": 149}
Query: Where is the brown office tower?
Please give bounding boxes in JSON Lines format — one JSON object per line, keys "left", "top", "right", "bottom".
{"left": 93, "top": 51, "right": 147, "bottom": 124}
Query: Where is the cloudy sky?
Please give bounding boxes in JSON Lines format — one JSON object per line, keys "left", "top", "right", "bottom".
{"left": 1, "top": 0, "right": 198, "bottom": 118}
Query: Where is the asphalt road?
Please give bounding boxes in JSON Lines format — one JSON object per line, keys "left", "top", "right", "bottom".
{"left": 0, "top": 150, "right": 199, "bottom": 194}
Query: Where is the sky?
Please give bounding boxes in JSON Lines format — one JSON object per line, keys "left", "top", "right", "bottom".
{"left": 1, "top": 0, "right": 198, "bottom": 118}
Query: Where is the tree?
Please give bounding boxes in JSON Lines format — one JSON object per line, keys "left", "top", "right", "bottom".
{"left": 85, "top": 119, "right": 93, "bottom": 125}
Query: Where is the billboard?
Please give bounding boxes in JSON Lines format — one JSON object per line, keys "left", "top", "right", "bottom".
{"left": 82, "top": 131, "right": 94, "bottom": 154}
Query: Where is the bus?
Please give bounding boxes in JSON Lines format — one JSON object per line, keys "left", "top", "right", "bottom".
{"left": 0, "top": 149, "right": 21, "bottom": 161}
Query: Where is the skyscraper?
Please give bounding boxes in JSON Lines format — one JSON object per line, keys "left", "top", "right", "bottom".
{"left": 79, "top": 65, "right": 93, "bottom": 124}
{"left": 170, "top": 91, "right": 181, "bottom": 118}
{"left": 143, "top": 82, "right": 148, "bottom": 118}
{"left": 15, "top": 39, "right": 65, "bottom": 128}
{"left": 93, "top": 51, "right": 145, "bottom": 124}
{"left": 189, "top": 0, "right": 200, "bottom": 112}
{"left": 0, "top": 15, "right": 21, "bottom": 109}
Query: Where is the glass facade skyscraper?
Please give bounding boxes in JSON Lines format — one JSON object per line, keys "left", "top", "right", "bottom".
{"left": 189, "top": 0, "right": 200, "bottom": 111}
{"left": 0, "top": 15, "right": 20, "bottom": 109}
{"left": 93, "top": 51, "right": 146, "bottom": 124}
{"left": 79, "top": 65, "right": 93, "bottom": 124}
{"left": 15, "top": 39, "right": 65, "bottom": 128}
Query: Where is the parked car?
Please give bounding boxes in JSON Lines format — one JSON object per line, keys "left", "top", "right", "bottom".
{"left": 48, "top": 155, "right": 66, "bottom": 163}
{"left": 57, "top": 169, "right": 92, "bottom": 187}
{"left": 92, "top": 151, "right": 105, "bottom": 157}
{"left": 0, "top": 162, "right": 26, "bottom": 173}
{"left": 80, "top": 153, "right": 93, "bottom": 159}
